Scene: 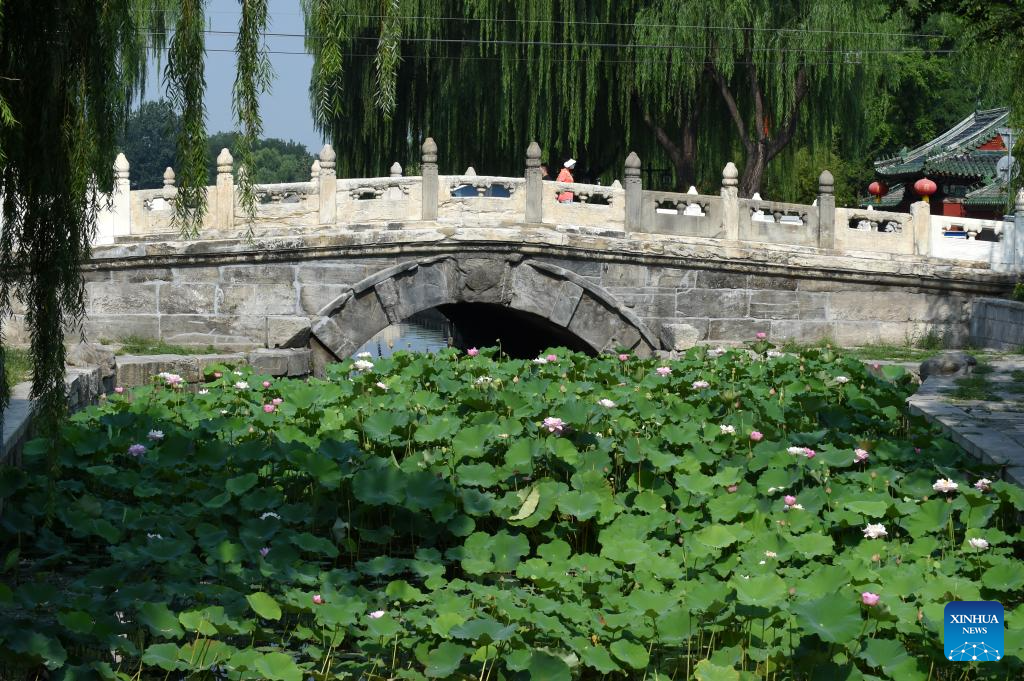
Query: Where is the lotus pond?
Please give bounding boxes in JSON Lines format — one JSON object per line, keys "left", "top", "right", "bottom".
{"left": 0, "top": 343, "right": 1022, "bottom": 680}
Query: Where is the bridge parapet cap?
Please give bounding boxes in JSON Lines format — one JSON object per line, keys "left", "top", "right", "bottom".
{"left": 114, "top": 153, "right": 130, "bottom": 180}
{"left": 818, "top": 169, "right": 835, "bottom": 195}
{"left": 1017, "top": 188, "right": 1024, "bottom": 212}
{"left": 318, "top": 144, "right": 336, "bottom": 167}
{"left": 390, "top": 162, "right": 403, "bottom": 177}
{"left": 216, "top": 148, "right": 233, "bottom": 174}
{"left": 624, "top": 152, "right": 641, "bottom": 175}
{"left": 310, "top": 159, "right": 321, "bottom": 181}
{"left": 421, "top": 137, "right": 438, "bottom": 164}
{"left": 722, "top": 162, "right": 738, "bottom": 187}
{"left": 526, "top": 141, "right": 541, "bottom": 165}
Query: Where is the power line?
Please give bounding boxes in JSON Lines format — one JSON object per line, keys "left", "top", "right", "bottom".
{"left": 149, "top": 28, "right": 957, "bottom": 56}
{"left": 135, "top": 8, "right": 947, "bottom": 39}
{"left": 145, "top": 44, "right": 936, "bottom": 68}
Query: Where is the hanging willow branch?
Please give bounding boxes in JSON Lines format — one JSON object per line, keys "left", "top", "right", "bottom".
{"left": 233, "top": 0, "right": 273, "bottom": 236}
{"left": 166, "top": 0, "right": 209, "bottom": 238}
{"left": 374, "top": 0, "right": 402, "bottom": 118}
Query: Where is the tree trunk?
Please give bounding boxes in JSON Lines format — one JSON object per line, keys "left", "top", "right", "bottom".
{"left": 639, "top": 99, "right": 699, "bottom": 191}
{"left": 740, "top": 142, "right": 768, "bottom": 197}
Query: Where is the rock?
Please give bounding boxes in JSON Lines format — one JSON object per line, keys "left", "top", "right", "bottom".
{"left": 66, "top": 342, "right": 116, "bottom": 378}
{"left": 919, "top": 351, "right": 977, "bottom": 381}
{"left": 660, "top": 323, "right": 701, "bottom": 351}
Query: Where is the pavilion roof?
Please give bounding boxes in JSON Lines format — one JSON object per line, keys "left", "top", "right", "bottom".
{"left": 964, "top": 180, "right": 1012, "bottom": 209}
{"left": 874, "top": 108, "right": 1012, "bottom": 180}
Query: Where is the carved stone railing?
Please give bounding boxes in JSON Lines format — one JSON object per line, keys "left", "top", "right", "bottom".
{"left": 639, "top": 190, "right": 724, "bottom": 238}
{"left": 835, "top": 207, "right": 915, "bottom": 255}
{"left": 91, "top": 145, "right": 1024, "bottom": 273}
{"left": 738, "top": 198, "right": 818, "bottom": 247}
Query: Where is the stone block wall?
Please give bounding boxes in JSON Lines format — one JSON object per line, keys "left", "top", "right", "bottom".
{"left": 540, "top": 258, "right": 972, "bottom": 349}
{"left": 970, "top": 298, "right": 1024, "bottom": 350}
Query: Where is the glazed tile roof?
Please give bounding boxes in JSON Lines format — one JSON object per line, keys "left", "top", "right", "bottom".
{"left": 964, "top": 181, "right": 1011, "bottom": 208}
{"left": 875, "top": 107, "right": 1012, "bottom": 180}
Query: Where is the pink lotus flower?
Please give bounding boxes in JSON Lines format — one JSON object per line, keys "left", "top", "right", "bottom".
{"left": 861, "top": 592, "right": 880, "bottom": 606}
{"left": 272, "top": 397, "right": 283, "bottom": 406}
{"left": 128, "top": 443, "right": 147, "bottom": 457}
{"left": 263, "top": 404, "right": 276, "bottom": 413}
{"left": 691, "top": 380, "right": 710, "bottom": 389}
{"left": 656, "top": 366, "right": 672, "bottom": 377}
{"left": 726, "top": 484, "right": 738, "bottom": 493}
{"left": 784, "top": 495, "right": 797, "bottom": 507}
{"left": 542, "top": 417, "right": 565, "bottom": 434}
{"left": 618, "top": 353, "right": 630, "bottom": 361}
{"left": 114, "top": 386, "right": 124, "bottom": 394}
{"left": 974, "top": 478, "right": 992, "bottom": 492}
{"left": 368, "top": 610, "right": 385, "bottom": 619}
{"left": 262, "top": 380, "right": 271, "bottom": 388}
{"left": 854, "top": 448, "right": 869, "bottom": 463}
{"left": 756, "top": 332, "right": 767, "bottom": 340}
{"left": 750, "top": 431, "right": 764, "bottom": 442}
{"left": 467, "top": 347, "right": 479, "bottom": 357}
{"left": 259, "top": 547, "right": 270, "bottom": 558}
{"left": 803, "top": 448, "right": 816, "bottom": 459}
{"left": 312, "top": 594, "right": 324, "bottom": 605}
{"left": 214, "top": 371, "right": 222, "bottom": 378}
{"left": 872, "top": 363, "right": 881, "bottom": 370}
{"left": 546, "top": 354, "right": 558, "bottom": 362}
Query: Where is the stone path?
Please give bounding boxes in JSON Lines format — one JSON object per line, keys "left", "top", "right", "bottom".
{"left": 908, "top": 357, "right": 1024, "bottom": 486}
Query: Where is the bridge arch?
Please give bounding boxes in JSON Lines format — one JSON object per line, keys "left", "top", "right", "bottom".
{"left": 300, "top": 254, "right": 660, "bottom": 363}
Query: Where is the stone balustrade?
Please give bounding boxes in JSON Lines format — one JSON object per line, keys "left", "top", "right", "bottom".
{"left": 92, "top": 142, "right": 1024, "bottom": 273}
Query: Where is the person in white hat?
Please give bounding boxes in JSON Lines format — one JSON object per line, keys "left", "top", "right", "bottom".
{"left": 556, "top": 159, "right": 576, "bottom": 203}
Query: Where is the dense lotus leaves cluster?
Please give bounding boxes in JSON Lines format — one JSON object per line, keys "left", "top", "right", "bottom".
{"left": 0, "top": 344, "right": 1022, "bottom": 680}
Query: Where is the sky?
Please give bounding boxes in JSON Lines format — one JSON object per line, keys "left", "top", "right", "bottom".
{"left": 143, "top": 0, "right": 323, "bottom": 152}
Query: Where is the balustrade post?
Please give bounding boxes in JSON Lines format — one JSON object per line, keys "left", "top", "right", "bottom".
{"left": 318, "top": 144, "right": 337, "bottom": 225}
{"left": 310, "top": 159, "right": 321, "bottom": 184}
{"left": 112, "top": 153, "right": 132, "bottom": 237}
{"left": 525, "top": 141, "right": 543, "bottom": 224}
{"left": 215, "top": 148, "right": 235, "bottom": 229}
{"left": 421, "top": 137, "right": 438, "bottom": 221}
{"left": 816, "top": 170, "right": 836, "bottom": 250}
{"left": 1013, "top": 188, "right": 1024, "bottom": 270}
{"left": 721, "top": 162, "right": 739, "bottom": 240}
{"left": 624, "top": 152, "right": 642, "bottom": 231}
{"left": 911, "top": 200, "right": 931, "bottom": 257}
{"left": 162, "top": 167, "right": 177, "bottom": 203}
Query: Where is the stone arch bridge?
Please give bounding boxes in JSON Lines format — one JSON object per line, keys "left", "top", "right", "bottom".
{"left": 6, "top": 141, "right": 1020, "bottom": 365}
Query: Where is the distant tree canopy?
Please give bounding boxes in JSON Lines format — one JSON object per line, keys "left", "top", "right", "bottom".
{"left": 119, "top": 102, "right": 314, "bottom": 189}
{"left": 205, "top": 132, "right": 314, "bottom": 186}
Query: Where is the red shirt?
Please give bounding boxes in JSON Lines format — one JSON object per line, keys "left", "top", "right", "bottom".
{"left": 556, "top": 168, "right": 575, "bottom": 202}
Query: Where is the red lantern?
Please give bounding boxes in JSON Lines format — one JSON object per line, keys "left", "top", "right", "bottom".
{"left": 914, "top": 177, "right": 937, "bottom": 203}
{"left": 868, "top": 181, "right": 887, "bottom": 203}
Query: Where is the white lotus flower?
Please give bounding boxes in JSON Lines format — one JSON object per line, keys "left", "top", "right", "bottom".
{"left": 863, "top": 523, "right": 887, "bottom": 539}
{"left": 234, "top": 381, "right": 250, "bottom": 390}
{"left": 719, "top": 424, "right": 735, "bottom": 435}
{"left": 968, "top": 537, "right": 989, "bottom": 550}
{"left": 356, "top": 352, "right": 372, "bottom": 359}
{"left": 532, "top": 357, "right": 548, "bottom": 365}
{"left": 353, "top": 359, "right": 374, "bottom": 372}
{"left": 835, "top": 376, "right": 850, "bottom": 384}
{"left": 691, "top": 380, "right": 710, "bottom": 389}
{"left": 764, "top": 551, "right": 777, "bottom": 558}
{"left": 198, "top": 389, "right": 209, "bottom": 395}
{"left": 474, "top": 376, "right": 493, "bottom": 385}
{"left": 375, "top": 382, "right": 388, "bottom": 391}
{"left": 766, "top": 350, "right": 783, "bottom": 358}
{"left": 786, "top": 446, "right": 805, "bottom": 455}
{"left": 932, "top": 478, "right": 959, "bottom": 493}
{"left": 974, "top": 478, "right": 993, "bottom": 492}
{"left": 598, "top": 398, "right": 616, "bottom": 408}
{"left": 147, "top": 430, "right": 164, "bottom": 441}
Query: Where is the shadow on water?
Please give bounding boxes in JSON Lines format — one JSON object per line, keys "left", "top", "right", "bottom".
{"left": 351, "top": 304, "right": 595, "bottom": 359}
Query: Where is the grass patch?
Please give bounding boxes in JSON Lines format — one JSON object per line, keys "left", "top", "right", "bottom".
{"left": 780, "top": 338, "right": 937, "bottom": 362}
{"left": 947, "top": 363, "right": 1002, "bottom": 401}
{"left": 104, "top": 335, "right": 219, "bottom": 355}
{"left": 2, "top": 347, "right": 32, "bottom": 385}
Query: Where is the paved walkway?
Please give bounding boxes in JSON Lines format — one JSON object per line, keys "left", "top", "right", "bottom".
{"left": 908, "top": 357, "right": 1024, "bottom": 486}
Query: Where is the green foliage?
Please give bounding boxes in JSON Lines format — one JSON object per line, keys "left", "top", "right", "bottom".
{"left": 106, "top": 335, "right": 218, "bottom": 356}
{"left": 1012, "top": 281, "right": 1024, "bottom": 302}
{"left": 205, "top": 132, "right": 314, "bottom": 185}
{"left": 118, "top": 101, "right": 182, "bottom": 190}
{"left": 1, "top": 347, "right": 31, "bottom": 386}
{"left": 0, "top": 345, "right": 1019, "bottom": 679}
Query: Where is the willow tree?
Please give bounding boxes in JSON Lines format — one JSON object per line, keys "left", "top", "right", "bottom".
{"left": 0, "top": 1, "right": 269, "bottom": 430}
{"left": 303, "top": 0, "right": 908, "bottom": 193}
